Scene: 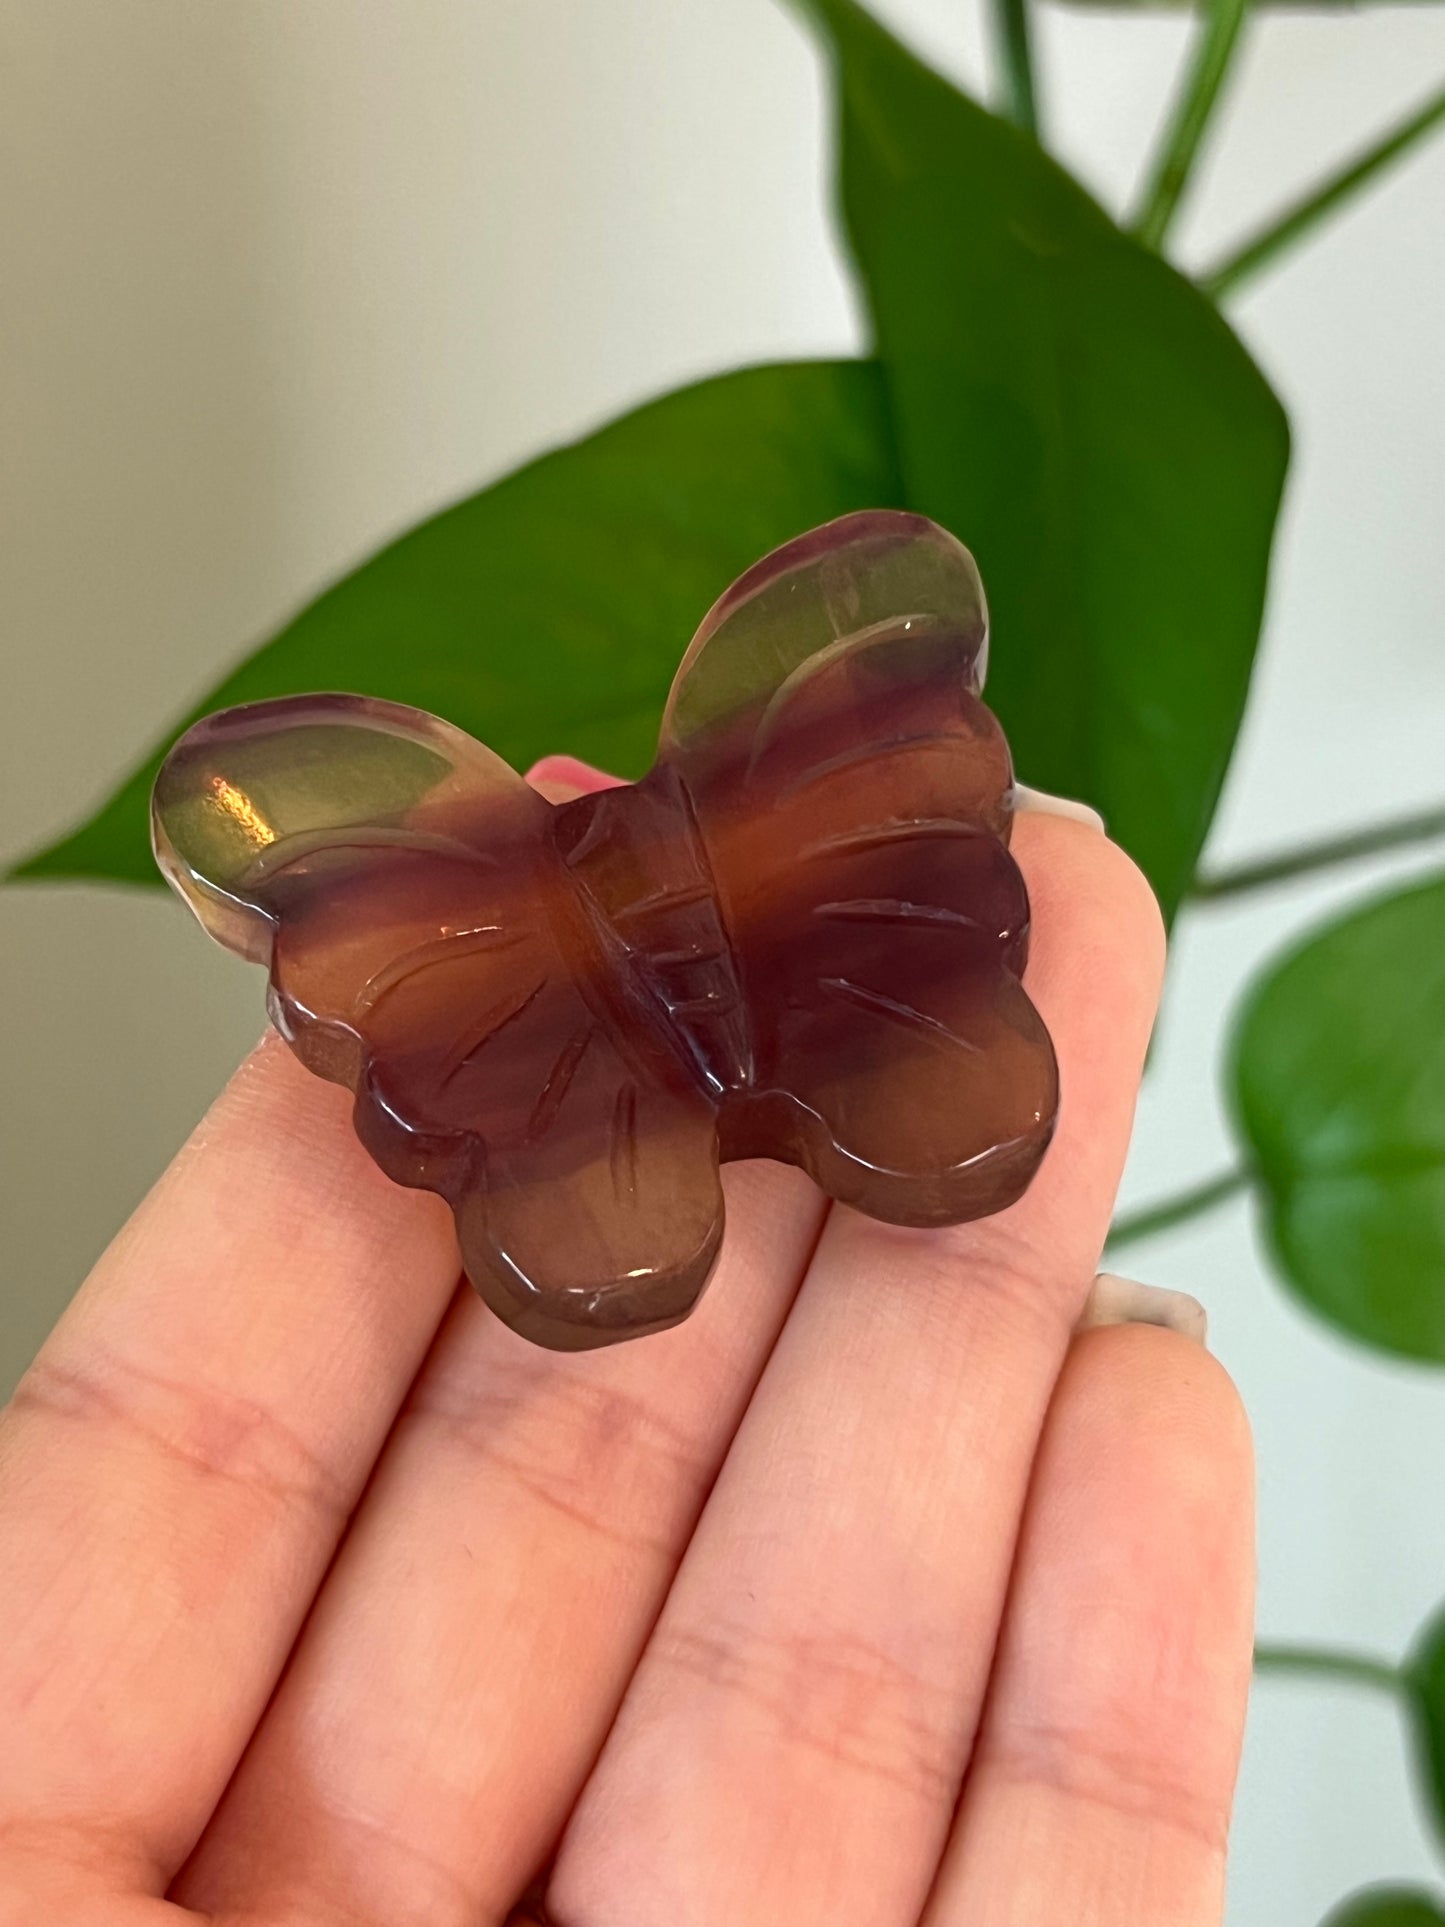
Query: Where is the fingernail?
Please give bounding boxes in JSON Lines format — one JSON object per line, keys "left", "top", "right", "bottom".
{"left": 1012, "top": 782, "right": 1106, "bottom": 835}
{"left": 1078, "top": 1272, "right": 1208, "bottom": 1346}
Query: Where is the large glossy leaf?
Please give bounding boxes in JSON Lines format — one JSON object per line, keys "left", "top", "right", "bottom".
{"left": 14, "top": 359, "right": 903, "bottom": 885}
{"left": 1322, "top": 1893, "right": 1445, "bottom": 1927}
{"left": 789, "top": 0, "right": 1289, "bottom": 920}
{"left": 1230, "top": 874, "right": 1445, "bottom": 1361}
{"left": 1407, "top": 1603, "right": 1445, "bottom": 1851}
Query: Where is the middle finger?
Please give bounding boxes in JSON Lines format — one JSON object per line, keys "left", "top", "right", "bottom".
{"left": 547, "top": 812, "right": 1165, "bottom": 1927}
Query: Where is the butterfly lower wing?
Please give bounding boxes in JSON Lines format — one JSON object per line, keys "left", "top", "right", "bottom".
{"left": 270, "top": 830, "right": 724, "bottom": 1351}
{"left": 451, "top": 999, "right": 724, "bottom": 1352}
{"left": 736, "top": 815, "right": 1056, "bottom": 1224}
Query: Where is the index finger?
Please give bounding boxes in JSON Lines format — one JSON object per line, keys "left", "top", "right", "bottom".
{"left": 0, "top": 1033, "right": 462, "bottom": 1890}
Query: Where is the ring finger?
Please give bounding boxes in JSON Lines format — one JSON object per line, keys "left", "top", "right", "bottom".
{"left": 925, "top": 1320, "right": 1254, "bottom": 1927}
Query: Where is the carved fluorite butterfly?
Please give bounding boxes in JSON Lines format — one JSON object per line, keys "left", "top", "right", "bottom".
{"left": 154, "top": 510, "right": 1057, "bottom": 1349}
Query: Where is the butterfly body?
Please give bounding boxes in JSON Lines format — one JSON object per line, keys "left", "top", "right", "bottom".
{"left": 552, "top": 766, "right": 750, "bottom": 1098}
{"left": 154, "top": 511, "right": 1058, "bottom": 1350}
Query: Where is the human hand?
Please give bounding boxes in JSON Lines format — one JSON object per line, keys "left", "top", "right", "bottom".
{"left": 0, "top": 761, "right": 1253, "bottom": 1927}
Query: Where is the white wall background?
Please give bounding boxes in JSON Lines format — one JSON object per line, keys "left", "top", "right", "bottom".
{"left": 2, "top": 3, "right": 1444, "bottom": 1920}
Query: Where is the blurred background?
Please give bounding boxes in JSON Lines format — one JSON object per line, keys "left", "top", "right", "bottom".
{"left": 2, "top": 2, "right": 1443, "bottom": 1918}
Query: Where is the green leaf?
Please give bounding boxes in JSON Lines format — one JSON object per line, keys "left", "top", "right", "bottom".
{"left": 789, "top": 0, "right": 1289, "bottom": 920}
{"left": 13, "top": 359, "right": 903, "bottom": 886}
{"left": 1321, "top": 1891, "right": 1445, "bottom": 1927}
{"left": 1230, "top": 873, "right": 1445, "bottom": 1361}
{"left": 1407, "top": 1603, "right": 1445, "bottom": 1853}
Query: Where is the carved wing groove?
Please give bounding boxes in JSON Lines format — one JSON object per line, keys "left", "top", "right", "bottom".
{"left": 355, "top": 925, "right": 528, "bottom": 1019}
{"left": 798, "top": 817, "right": 986, "bottom": 862}
{"left": 440, "top": 977, "right": 549, "bottom": 1088}
{"left": 776, "top": 732, "right": 962, "bottom": 805}
{"left": 812, "top": 898, "right": 982, "bottom": 932}
{"left": 526, "top": 1024, "right": 599, "bottom": 1142}
{"left": 609, "top": 1083, "right": 640, "bottom": 1203}
{"left": 817, "top": 976, "right": 983, "bottom": 1055}
{"left": 251, "top": 827, "right": 501, "bottom": 883}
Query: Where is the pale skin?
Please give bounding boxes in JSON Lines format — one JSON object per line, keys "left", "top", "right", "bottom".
{"left": 0, "top": 759, "right": 1255, "bottom": 1927}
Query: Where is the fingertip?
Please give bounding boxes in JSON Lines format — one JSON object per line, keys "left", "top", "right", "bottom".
{"left": 1062, "top": 1319, "right": 1254, "bottom": 1506}
{"left": 525, "top": 755, "right": 626, "bottom": 803}
{"left": 990, "top": 818, "right": 1167, "bottom": 1285}
{"left": 1013, "top": 814, "right": 1167, "bottom": 1010}
{"left": 1102, "top": 834, "right": 1167, "bottom": 994}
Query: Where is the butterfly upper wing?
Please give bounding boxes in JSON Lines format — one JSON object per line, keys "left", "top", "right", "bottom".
{"left": 154, "top": 695, "right": 722, "bottom": 1349}
{"left": 660, "top": 508, "right": 990, "bottom": 764}
{"left": 662, "top": 511, "right": 1058, "bottom": 1223}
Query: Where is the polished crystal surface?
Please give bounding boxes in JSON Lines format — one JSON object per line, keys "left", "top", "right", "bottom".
{"left": 153, "top": 510, "right": 1058, "bottom": 1349}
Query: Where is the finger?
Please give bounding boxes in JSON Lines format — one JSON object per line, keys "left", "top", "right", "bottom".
{"left": 174, "top": 1175, "right": 826, "bottom": 1926}
{"left": 170, "top": 766, "right": 830, "bottom": 1926}
{"left": 526, "top": 753, "right": 625, "bottom": 803}
{"left": 546, "top": 814, "right": 1166, "bottom": 1927}
{"left": 927, "top": 1321, "right": 1255, "bottom": 1927}
{"left": 0, "top": 1037, "right": 460, "bottom": 1890}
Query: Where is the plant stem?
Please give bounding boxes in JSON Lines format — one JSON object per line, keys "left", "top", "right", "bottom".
{"left": 1106, "top": 1166, "right": 1251, "bottom": 1252}
{"left": 1205, "top": 81, "right": 1445, "bottom": 300}
{"left": 1192, "top": 801, "right": 1445, "bottom": 903}
{"left": 1133, "top": 0, "right": 1251, "bottom": 253}
{"left": 990, "top": 0, "right": 1040, "bottom": 137}
{"left": 1254, "top": 1643, "right": 1403, "bottom": 1697}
